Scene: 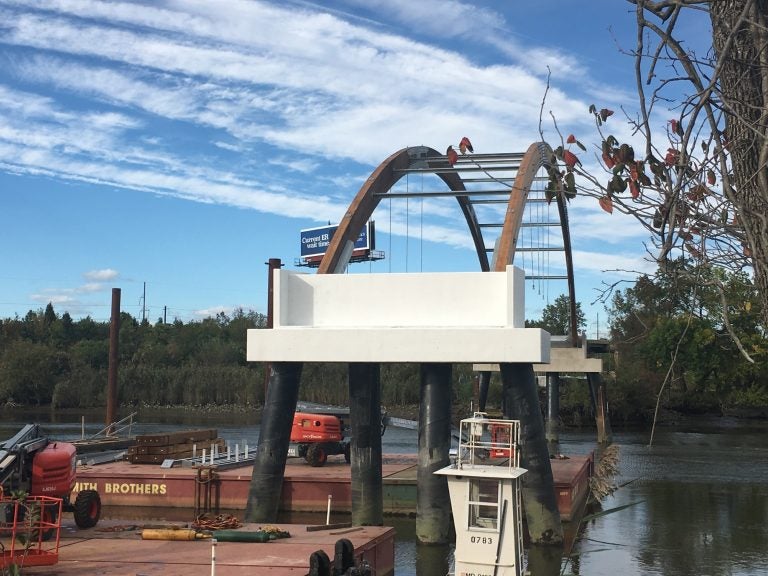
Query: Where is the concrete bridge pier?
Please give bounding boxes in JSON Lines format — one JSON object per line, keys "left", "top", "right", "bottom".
{"left": 349, "top": 362, "right": 384, "bottom": 526}
{"left": 500, "top": 362, "right": 563, "bottom": 546}
{"left": 416, "top": 363, "right": 453, "bottom": 544}
{"left": 545, "top": 373, "right": 561, "bottom": 450}
{"left": 245, "top": 361, "right": 302, "bottom": 522}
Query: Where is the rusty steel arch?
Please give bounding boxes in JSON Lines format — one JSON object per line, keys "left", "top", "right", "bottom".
{"left": 317, "top": 142, "right": 579, "bottom": 345}
{"left": 318, "top": 146, "right": 488, "bottom": 274}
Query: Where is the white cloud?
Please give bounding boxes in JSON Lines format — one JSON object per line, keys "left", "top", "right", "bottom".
{"left": 84, "top": 269, "right": 120, "bottom": 282}
{"left": 268, "top": 156, "right": 321, "bottom": 175}
{"left": 29, "top": 291, "right": 77, "bottom": 306}
{"left": 0, "top": 0, "right": 650, "bottom": 295}
{"left": 79, "top": 283, "right": 106, "bottom": 293}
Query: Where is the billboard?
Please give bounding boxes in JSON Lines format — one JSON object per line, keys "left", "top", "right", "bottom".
{"left": 300, "top": 222, "right": 372, "bottom": 258}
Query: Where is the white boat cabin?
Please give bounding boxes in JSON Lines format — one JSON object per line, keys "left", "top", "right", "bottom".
{"left": 436, "top": 413, "right": 526, "bottom": 576}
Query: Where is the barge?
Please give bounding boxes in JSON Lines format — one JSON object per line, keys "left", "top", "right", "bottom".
{"left": 74, "top": 452, "right": 593, "bottom": 521}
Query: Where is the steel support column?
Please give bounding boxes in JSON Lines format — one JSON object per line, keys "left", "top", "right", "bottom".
{"left": 545, "top": 373, "right": 560, "bottom": 447}
{"left": 500, "top": 362, "right": 563, "bottom": 545}
{"left": 416, "top": 363, "right": 453, "bottom": 544}
{"left": 477, "top": 370, "right": 492, "bottom": 412}
{"left": 588, "top": 373, "right": 612, "bottom": 444}
{"left": 106, "top": 287, "right": 120, "bottom": 433}
{"left": 349, "top": 362, "right": 384, "bottom": 526}
{"left": 245, "top": 361, "right": 302, "bottom": 522}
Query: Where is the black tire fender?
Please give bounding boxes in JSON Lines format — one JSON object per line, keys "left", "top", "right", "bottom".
{"left": 309, "top": 549, "right": 331, "bottom": 576}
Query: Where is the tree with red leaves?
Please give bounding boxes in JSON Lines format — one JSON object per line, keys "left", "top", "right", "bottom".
{"left": 549, "top": 1, "right": 768, "bottom": 339}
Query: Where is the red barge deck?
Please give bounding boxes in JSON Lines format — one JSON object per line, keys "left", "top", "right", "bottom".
{"left": 22, "top": 518, "right": 394, "bottom": 576}
{"left": 74, "top": 453, "right": 593, "bottom": 522}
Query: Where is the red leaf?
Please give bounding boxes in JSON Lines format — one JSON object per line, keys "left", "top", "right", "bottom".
{"left": 446, "top": 145, "right": 458, "bottom": 166}
{"left": 599, "top": 196, "right": 613, "bottom": 214}
{"left": 687, "top": 184, "right": 709, "bottom": 202}
{"left": 664, "top": 148, "right": 679, "bottom": 167}
{"left": 563, "top": 150, "right": 580, "bottom": 169}
{"left": 616, "top": 143, "right": 634, "bottom": 164}
{"left": 707, "top": 169, "right": 716, "bottom": 185}
{"left": 601, "top": 152, "right": 615, "bottom": 169}
{"left": 566, "top": 134, "right": 576, "bottom": 144}
{"left": 629, "top": 179, "right": 640, "bottom": 200}
{"left": 459, "top": 136, "right": 474, "bottom": 154}
{"left": 599, "top": 108, "right": 614, "bottom": 122}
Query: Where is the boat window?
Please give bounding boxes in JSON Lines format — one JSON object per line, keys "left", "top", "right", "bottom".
{"left": 467, "top": 478, "right": 499, "bottom": 530}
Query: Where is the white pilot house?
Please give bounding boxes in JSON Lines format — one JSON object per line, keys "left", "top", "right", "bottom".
{"left": 436, "top": 413, "right": 526, "bottom": 576}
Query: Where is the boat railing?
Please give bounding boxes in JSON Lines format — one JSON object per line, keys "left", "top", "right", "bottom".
{"left": 454, "top": 412, "right": 521, "bottom": 471}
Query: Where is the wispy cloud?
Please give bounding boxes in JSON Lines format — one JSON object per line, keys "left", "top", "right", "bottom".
{"left": 0, "top": 0, "right": 633, "bottom": 276}
{"left": 84, "top": 269, "right": 120, "bottom": 282}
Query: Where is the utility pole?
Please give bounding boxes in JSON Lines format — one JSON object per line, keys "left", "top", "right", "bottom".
{"left": 163, "top": 305, "right": 167, "bottom": 324}
{"left": 141, "top": 281, "right": 147, "bottom": 323}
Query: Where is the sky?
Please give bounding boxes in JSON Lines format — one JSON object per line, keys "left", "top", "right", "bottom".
{"left": 0, "top": 0, "right": 683, "bottom": 337}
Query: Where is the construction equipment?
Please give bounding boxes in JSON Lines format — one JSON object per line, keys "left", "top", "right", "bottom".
{"left": 0, "top": 424, "right": 101, "bottom": 533}
{"left": 288, "top": 403, "right": 392, "bottom": 467}
{"left": 288, "top": 412, "right": 350, "bottom": 467}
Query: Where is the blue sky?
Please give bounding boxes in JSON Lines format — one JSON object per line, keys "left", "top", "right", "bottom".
{"left": 0, "top": 0, "right": 678, "bottom": 336}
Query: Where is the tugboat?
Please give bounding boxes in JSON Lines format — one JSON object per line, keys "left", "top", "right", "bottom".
{"left": 435, "top": 413, "right": 526, "bottom": 576}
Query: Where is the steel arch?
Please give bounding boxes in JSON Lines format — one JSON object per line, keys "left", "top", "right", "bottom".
{"left": 317, "top": 142, "right": 578, "bottom": 345}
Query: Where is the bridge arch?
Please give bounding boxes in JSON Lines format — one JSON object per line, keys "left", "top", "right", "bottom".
{"left": 317, "top": 141, "right": 579, "bottom": 345}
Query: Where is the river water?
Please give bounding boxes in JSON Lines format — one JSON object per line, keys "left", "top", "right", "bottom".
{"left": 2, "top": 408, "right": 767, "bottom": 576}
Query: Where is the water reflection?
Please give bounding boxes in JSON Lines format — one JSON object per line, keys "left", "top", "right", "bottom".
{"left": 528, "top": 545, "right": 566, "bottom": 576}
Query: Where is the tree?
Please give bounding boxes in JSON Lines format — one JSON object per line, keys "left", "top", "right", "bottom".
{"left": 609, "top": 260, "right": 767, "bottom": 410}
{"left": 527, "top": 294, "right": 586, "bottom": 336}
{"left": 549, "top": 1, "right": 768, "bottom": 329}
{"left": 43, "top": 302, "right": 57, "bottom": 327}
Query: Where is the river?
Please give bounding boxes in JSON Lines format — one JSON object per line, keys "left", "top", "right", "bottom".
{"left": 2, "top": 408, "right": 767, "bottom": 575}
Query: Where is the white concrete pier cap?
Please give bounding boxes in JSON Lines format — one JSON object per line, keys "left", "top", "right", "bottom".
{"left": 246, "top": 265, "right": 549, "bottom": 364}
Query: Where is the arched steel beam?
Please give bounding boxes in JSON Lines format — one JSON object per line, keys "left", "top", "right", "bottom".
{"left": 555, "top": 185, "right": 579, "bottom": 347}
{"left": 318, "top": 142, "right": 576, "bottom": 343}
{"left": 318, "top": 147, "right": 488, "bottom": 274}
{"left": 493, "top": 142, "right": 579, "bottom": 345}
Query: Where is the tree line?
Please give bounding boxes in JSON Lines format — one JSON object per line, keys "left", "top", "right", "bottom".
{"left": 0, "top": 305, "right": 471, "bottom": 412}
{"left": 1, "top": 260, "right": 766, "bottom": 424}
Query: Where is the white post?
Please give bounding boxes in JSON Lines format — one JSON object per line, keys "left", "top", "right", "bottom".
{"left": 235, "top": 444, "right": 240, "bottom": 463}
{"left": 210, "top": 538, "right": 217, "bottom": 576}
{"left": 326, "top": 495, "right": 332, "bottom": 525}
{"left": 245, "top": 444, "right": 249, "bottom": 459}
{"left": 193, "top": 444, "right": 197, "bottom": 459}
{"left": 202, "top": 448, "right": 207, "bottom": 463}
{"left": 81, "top": 416, "right": 85, "bottom": 439}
